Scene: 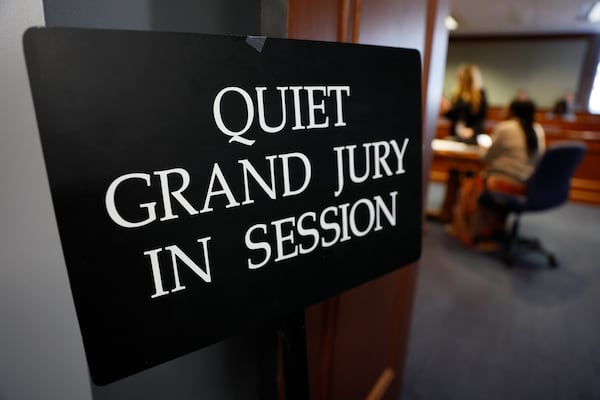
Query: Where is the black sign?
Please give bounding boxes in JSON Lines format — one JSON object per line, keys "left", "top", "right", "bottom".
{"left": 24, "top": 27, "right": 422, "bottom": 385}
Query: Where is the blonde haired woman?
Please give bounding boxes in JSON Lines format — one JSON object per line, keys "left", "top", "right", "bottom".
{"left": 441, "top": 64, "right": 488, "bottom": 144}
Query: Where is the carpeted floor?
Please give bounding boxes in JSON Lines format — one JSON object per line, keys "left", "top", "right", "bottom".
{"left": 401, "top": 183, "right": 600, "bottom": 400}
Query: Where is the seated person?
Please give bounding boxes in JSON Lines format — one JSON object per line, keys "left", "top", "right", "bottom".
{"left": 514, "top": 88, "right": 530, "bottom": 102}
{"left": 448, "top": 99, "right": 546, "bottom": 248}
{"left": 440, "top": 64, "right": 488, "bottom": 144}
{"left": 551, "top": 90, "right": 576, "bottom": 120}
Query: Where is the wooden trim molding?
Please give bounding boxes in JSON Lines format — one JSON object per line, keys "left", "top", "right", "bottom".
{"left": 571, "top": 177, "right": 600, "bottom": 190}
{"left": 570, "top": 189, "right": 600, "bottom": 204}
{"left": 430, "top": 170, "right": 448, "bottom": 182}
{"left": 338, "top": 0, "right": 350, "bottom": 42}
{"left": 449, "top": 33, "right": 595, "bottom": 41}
{"left": 365, "top": 368, "right": 395, "bottom": 400}
{"left": 352, "top": 0, "right": 361, "bottom": 43}
{"left": 316, "top": 297, "right": 339, "bottom": 400}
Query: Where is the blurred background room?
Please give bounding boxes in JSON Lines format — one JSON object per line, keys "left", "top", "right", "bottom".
{"left": 1, "top": 0, "right": 599, "bottom": 399}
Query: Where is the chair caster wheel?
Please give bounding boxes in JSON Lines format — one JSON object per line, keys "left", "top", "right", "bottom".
{"left": 549, "top": 255, "right": 558, "bottom": 268}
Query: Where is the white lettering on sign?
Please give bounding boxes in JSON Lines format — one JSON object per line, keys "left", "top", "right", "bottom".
{"left": 104, "top": 136, "right": 414, "bottom": 298}
{"left": 143, "top": 237, "right": 212, "bottom": 299}
{"left": 212, "top": 85, "right": 350, "bottom": 146}
{"left": 333, "top": 138, "right": 409, "bottom": 197}
{"left": 105, "top": 152, "right": 312, "bottom": 228}
{"left": 105, "top": 173, "right": 157, "bottom": 228}
{"left": 101, "top": 75, "right": 414, "bottom": 300}
{"left": 244, "top": 191, "right": 398, "bottom": 269}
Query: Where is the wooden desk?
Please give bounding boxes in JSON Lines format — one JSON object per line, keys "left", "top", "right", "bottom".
{"left": 428, "top": 139, "right": 485, "bottom": 221}
{"left": 436, "top": 115, "right": 600, "bottom": 207}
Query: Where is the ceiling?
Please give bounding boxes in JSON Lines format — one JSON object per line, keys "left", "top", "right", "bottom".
{"left": 449, "top": 0, "right": 600, "bottom": 36}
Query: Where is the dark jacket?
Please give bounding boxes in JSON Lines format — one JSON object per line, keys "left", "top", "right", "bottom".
{"left": 444, "top": 89, "right": 488, "bottom": 143}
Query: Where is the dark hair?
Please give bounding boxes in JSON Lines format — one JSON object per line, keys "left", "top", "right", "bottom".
{"left": 509, "top": 100, "right": 538, "bottom": 156}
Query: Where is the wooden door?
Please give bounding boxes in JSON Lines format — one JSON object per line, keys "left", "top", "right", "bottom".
{"left": 288, "top": 0, "right": 449, "bottom": 399}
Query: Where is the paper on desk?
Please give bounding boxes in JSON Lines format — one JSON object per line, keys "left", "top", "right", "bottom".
{"left": 431, "top": 136, "right": 491, "bottom": 152}
{"left": 431, "top": 139, "right": 469, "bottom": 152}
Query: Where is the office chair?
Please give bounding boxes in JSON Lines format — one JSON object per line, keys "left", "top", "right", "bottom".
{"left": 479, "top": 141, "right": 587, "bottom": 267}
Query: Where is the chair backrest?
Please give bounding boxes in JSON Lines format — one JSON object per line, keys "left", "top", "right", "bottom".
{"left": 525, "top": 141, "right": 587, "bottom": 211}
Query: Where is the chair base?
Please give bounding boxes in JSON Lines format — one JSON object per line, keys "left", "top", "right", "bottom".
{"left": 501, "top": 215, "right": 558, "bottom": 268}
{"left": 501, "top": 236, "right": 558, "bottom": 268}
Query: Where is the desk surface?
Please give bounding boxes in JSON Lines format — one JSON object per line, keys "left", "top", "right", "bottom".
{"left": 431, "top": 138, "right": 484, "bottom": 158}
{"left": 429, "top": 139, "right": 485, "bottom": 221}
{"left": 436, "top": 116, "right": 600, "bottom": 206}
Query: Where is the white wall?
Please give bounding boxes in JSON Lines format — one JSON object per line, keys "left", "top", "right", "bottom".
{"left": 444, "top": 37, "right": 588, "bottom": 108}
{"left": 0, "top": 0, "right": 93, "bottom": 399}
{"left": 43, "top": 0, "right": 261, "bottom": 35}
{"left": 43, "top": 0, "right": 152, "bottom": 30}
{"left": 2, "top": 1, "right": 269, "bottom": 399}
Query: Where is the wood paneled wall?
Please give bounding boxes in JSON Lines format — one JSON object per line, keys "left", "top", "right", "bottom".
{"left": 288, "top": 1, "right": 449, "bottom": 398}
